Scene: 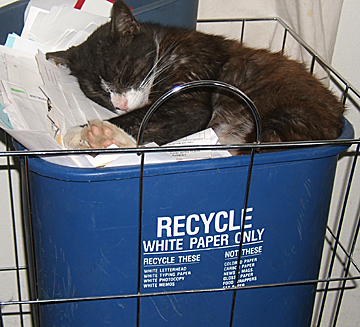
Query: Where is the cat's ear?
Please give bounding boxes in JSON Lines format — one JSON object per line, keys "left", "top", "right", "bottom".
{"left": 46, "top": 49, "right": 73, "bottom": 67}
{"left": 111, "top": 0, "right": 140, "bottom": 36}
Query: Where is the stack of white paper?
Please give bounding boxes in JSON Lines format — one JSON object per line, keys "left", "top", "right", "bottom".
{"left": 0, "top": 1, "right": 231, "bottom": 168}
{"left": 21, "top": 5, "right": 109, "bottom": 51}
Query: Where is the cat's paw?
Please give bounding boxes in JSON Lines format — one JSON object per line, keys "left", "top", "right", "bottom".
{"left": 64, "top": 120, "right": 137, "bottom": 150}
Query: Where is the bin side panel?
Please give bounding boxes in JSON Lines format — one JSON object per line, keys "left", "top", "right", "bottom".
{"left": 28, "top": 172, "right": 140, "bottom": 326}
{"left": 24, "top": 151, "right": 338, "bottom": 326}
{"left": 0, "top": 0, "right": 28, "bottom": 45}
{"left": 138, "top": 155, "right": 337, "bottom": 326}
{"left": 129, "top": 0, "right": 199, "bottom": 29}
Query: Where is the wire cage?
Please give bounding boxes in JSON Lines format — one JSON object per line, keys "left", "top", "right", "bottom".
{"left": 0, "top": 17, "right": 359, "bottom": 327}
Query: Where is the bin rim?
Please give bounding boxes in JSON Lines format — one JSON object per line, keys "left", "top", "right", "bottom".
{"left": 14, "top": 117, "right": 354, "bottom": 182}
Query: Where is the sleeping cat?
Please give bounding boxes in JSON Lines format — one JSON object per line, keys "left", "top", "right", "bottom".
{"left": 46, "top": 0, "right": 344, "bottom": 152}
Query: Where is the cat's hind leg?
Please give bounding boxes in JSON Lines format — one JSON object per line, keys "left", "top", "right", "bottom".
{"left": 64, "top": 120, "right": 137, "bottom": 150}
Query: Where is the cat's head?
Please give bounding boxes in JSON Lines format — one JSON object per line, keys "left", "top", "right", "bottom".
{"left": 46, "top": 0, "right": 157, "bottom": 113}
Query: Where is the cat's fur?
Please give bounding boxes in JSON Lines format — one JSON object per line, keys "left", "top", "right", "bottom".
{"left": 46, "top": 0, "right": 344, "bottom": 152}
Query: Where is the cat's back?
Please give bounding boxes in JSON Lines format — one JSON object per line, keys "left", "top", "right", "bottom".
{"left": 211, "top": 44, "right": 344, "bottom": 142}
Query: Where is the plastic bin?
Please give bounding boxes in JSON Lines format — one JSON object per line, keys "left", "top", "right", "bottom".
{"left": 129, "top": 0, "right": 199, "bottom": 29}
{"left": 16, "top": 118, "right": 353, "bottom": 327}
{"left": 0, "top": 0, "right": 28, "bottom": 45}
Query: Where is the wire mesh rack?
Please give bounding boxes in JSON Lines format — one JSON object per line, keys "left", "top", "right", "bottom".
{"left": 0, "top": 17, "right": 360, "bottom": 327}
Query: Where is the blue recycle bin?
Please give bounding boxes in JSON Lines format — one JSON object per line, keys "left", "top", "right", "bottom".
{"left": 16, "top": 118, "right": 353, "bottom": 326}
{"left": 128, "top": 0, "right": 199, "bottom": 29}
{"left": 0, "top": 0, "right": 29, "bottom": 45}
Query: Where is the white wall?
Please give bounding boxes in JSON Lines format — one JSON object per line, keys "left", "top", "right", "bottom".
{"left": 322, "top": 0, "right": 360, "bottom": 325}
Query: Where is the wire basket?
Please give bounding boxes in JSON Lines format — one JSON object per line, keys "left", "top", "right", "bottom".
{"left": 0, "top": 17, "right": 359, "bottom": 327}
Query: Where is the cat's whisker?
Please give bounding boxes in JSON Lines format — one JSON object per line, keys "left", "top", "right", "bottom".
{"left": 139, "top": 61, "right": 158, "bottom": 89}
{"left": 152, "top": 59, "right": 177, "bottom": 77}
{"left": 152, "top": 60, "right": 181, "bottom": 80}
{"left": 138, "top": 65, "right": 162, "bottom": 90}
{"left": 139, "top": 39, "right": 161, "bottom": 89}
{"left": 140, "top": 58, "right": 185, "bottom": 92}
{"left": 150, "top": 75, "right": 171, "bottom": 88}
{"left": 138, "top": 40, "right": 182, "bottom": 91}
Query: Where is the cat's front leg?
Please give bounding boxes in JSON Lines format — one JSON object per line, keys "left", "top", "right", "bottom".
{"left": 64, "top": 120, "right": 137, "bottom": 150}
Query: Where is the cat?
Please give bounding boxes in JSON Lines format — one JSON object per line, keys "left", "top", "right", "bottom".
{"left": 46, "top": 0, "right": 345, "bottom": 153}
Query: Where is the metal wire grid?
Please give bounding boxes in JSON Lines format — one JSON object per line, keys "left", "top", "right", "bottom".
{"left": 0, "top": 17, "right": 359, "bottom": 327}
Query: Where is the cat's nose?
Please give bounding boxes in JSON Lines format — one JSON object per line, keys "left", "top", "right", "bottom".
{"left": 111, "top": 93, "right": 128, "bottom": 111}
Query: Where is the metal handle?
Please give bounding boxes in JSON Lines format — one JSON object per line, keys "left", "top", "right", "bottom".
{"left": 136, "top": 80, "right": 262, "bottom": 147}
